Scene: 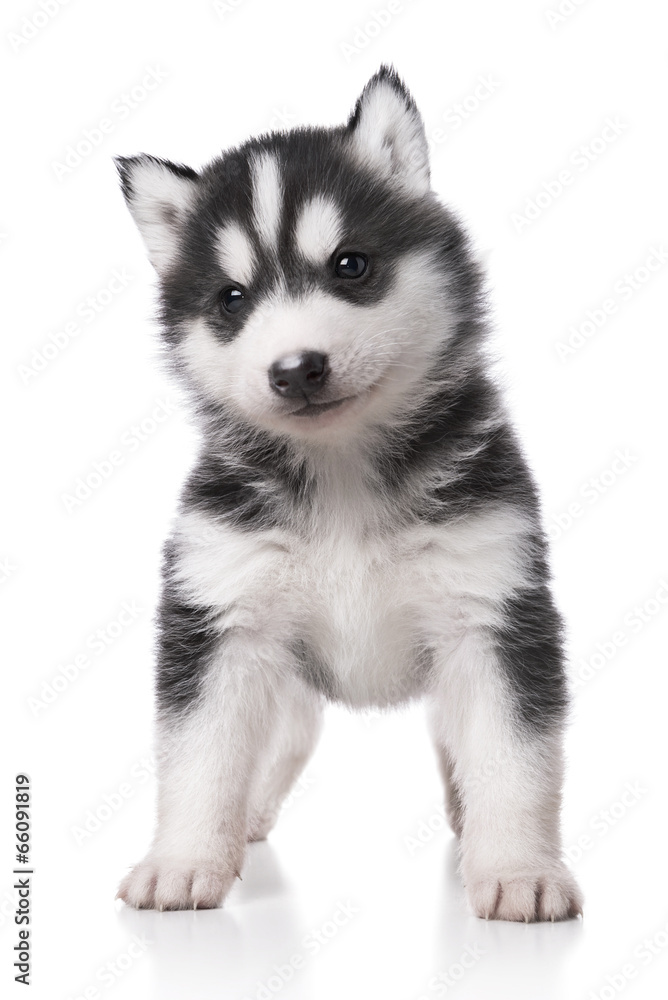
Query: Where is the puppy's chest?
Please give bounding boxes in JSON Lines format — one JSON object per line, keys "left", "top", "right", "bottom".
{"left": 287, "top": 529, "right": 427, "bottom": 642}
{"left": 186, "top": 516, "right": 440, "bottom": 639}
{"left": 176, "top": 505, "right": 528, "bottom": 703}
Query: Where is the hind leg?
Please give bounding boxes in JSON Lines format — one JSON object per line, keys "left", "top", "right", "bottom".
{"left": 431, "top": 735, "right": 464, "bottom": 838}
{"left": 247, "top": 679, "right": 323, "bottom": 842}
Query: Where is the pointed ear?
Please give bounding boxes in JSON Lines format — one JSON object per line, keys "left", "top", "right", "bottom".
{"left": 114, "top": 154, "right": 200, "bottom": 273}
{"left": 346, "top": 66, "right": 430, "bottom": 195}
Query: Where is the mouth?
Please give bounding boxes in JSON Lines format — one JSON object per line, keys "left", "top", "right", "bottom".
{"left": 290, "top": 396, "right": 353, "bottom": 417}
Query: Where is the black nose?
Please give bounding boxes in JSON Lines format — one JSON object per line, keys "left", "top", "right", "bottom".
{"left": 269, "top": 351, "right": 328, "bottom": 398}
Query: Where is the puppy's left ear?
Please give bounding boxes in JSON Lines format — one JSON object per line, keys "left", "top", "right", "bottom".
{"left": 346, "top": 65, "right": 430, "bottom": 195}
{"left": 114, "top": 154, "right": 200, "bottom": 274}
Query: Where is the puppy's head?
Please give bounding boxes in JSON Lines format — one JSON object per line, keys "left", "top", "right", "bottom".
{"left": 117, "top": 67, "right": 477, "bottom": 444}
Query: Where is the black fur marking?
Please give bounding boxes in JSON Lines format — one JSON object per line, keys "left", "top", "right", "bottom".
{"left": 369, "top": 368, "right": 538, "bottom": 522}
{"left": 182, "top": 433, "right": 315, "bottom": 529}
{"left": 291, "top": 638, "right": 339, "bottom": 699}
{"left": 184, "top": 459, "right": 273, "bottom": 528}
{"left": 155, "top": 544, "right": 226, "bottom": 714}
{"left": 437, "top": 424, "right": 539, "bottom": 515}
{"left": 492, "top": 554, "right": 569, "bottom": 732}
{"left": 153, "top": 123, "right": 454, "bottom": 348}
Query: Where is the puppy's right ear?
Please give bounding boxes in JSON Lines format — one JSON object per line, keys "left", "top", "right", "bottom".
{"left": 114, "top": 155, "right": 200, "bottom": 274}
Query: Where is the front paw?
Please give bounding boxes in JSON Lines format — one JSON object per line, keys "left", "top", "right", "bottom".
{"left": 116, "top": 857, "right": 238, "bottom": 910}
{"left": 465, "top": 864, "right": 583, "bottom": 922}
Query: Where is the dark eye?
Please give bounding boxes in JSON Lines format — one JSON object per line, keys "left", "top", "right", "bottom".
{"left": 334, "top": 252, "right": 368, "bottom": 279}
{"left": 220, "top": 287, "right": 245, "bottom": 314}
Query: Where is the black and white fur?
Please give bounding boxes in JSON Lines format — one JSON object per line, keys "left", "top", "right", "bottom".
{"left": 115, "top": 67, "right": 582, "bottom": 921}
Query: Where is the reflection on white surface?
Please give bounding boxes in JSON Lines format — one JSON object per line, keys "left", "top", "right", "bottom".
{"left": 117, "top": 843, "right": 316, "bottom": 999}
{"left": 114, "top": 837, "right": 586, "bottom": 1000}
{"left": 432, "top": 844, "right": 583, "bottom": 1000}
{"left": 29, "top": 699, "right": 666, "bottom": 1000}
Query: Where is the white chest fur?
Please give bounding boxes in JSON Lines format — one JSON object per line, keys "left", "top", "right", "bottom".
{"left": 172, "top": 502, "right": 531, "bottom": 708}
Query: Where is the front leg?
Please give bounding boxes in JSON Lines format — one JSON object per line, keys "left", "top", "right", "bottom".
{"left": 429, "top": 590, "right": 583, "bottom": 922}
{"left": 117, "top": 590, "right": 284, "bottom": 910}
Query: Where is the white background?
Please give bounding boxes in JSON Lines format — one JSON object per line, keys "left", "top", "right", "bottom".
{"left": 2, "top": 1, "right": 668, "bottom": 998}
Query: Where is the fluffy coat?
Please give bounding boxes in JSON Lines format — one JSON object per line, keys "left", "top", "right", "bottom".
{"left": 115, "top": 66, "right": 582, "bottom": 921}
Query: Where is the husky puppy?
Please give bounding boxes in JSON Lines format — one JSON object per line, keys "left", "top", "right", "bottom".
{"left": 115, "top": 66, "right": 582, "bottom": 921}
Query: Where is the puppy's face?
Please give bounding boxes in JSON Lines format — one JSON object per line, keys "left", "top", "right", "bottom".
{"left": 117, "top": 69, "right": 459, "bottom": 443}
